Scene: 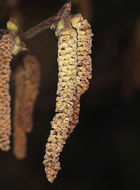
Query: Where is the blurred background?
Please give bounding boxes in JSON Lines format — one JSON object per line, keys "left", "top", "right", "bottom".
{"left": 0, "top": 0, "right": 140, "bottom": 189}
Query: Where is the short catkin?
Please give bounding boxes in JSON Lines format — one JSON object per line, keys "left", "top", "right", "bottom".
{"left": 0, "top": 34, "right": 14, "bottom": 151}
{"left": 13, "top": 65, "right": 27, "bottom": 159}
{"left": 43, "top": 22, "right": 78, "bottom": 183}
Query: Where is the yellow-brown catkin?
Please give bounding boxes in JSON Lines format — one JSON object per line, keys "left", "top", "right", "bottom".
{"left": 70, "top": 14, "right": 93, "bottom": 134}
{"left": 20, "top": 55, "right": 40, "bottom": 133}
{"left": 0, "top": 34, "right": 14, "bottom": 151}
{"left": 43, "top": 25, "right": 78, "bottom": 183}
{"left": 13, "top": 65, "right": 27, "bottom": 159}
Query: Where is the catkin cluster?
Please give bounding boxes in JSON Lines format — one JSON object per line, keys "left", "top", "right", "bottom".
{"left": 0, "top": 34, "right": 14, "bottom": 151}
{"left": 0, "top": 11, "right": 92, "bottom": 183}
{"left": 13, "top": 54, "right": 40, "bottom": 159}
{"left": 44, "top": 14, "right": 93, "bottom": 183}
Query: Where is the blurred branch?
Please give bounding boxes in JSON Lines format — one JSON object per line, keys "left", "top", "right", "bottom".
{"left": 20, "top": 2, "right": 71, "bottom": 41}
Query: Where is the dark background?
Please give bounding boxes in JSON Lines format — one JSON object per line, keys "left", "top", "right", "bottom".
{"left": 0, "top": 0, "right": 140, "bottom": 189}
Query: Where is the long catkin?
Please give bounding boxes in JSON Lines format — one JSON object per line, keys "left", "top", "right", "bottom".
{"left": 13, "top": 65, "right": 27, "bottom": 159}
{"left": 20, "top": 54, "right": 40, "bottom": 133}
{"left": 13, "top": 54, "right": 40, "bottom": 159}
{"left": 0, "top": 34, "right": 14, "bottom": 151}
{"left": 69, "top": 14, "right": 93, "bottom": 134}
{"left": 44, "top": 24, "right": 78, "bottom": 183}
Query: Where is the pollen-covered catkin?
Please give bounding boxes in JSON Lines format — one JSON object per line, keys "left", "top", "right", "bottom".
{"left": 43, "top": 23, "right": 78, "bottom": 183}
{"left": 0, "top": 34, "right": 14, "bottom": 151}
{"left": 13, "top": 65, "right": 27, "bottom": 159}
{"left": 70, "top": 14, "right": 93, "bottom": 133}
{"left": 72, "top": 14, "right": 93, "bottom": 93}
{"left": 20, "top": 54, "right": 40, "bottom": 133}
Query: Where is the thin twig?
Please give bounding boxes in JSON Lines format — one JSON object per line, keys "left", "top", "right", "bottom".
{"left": 20, "top": 2, "right": 71, "bottom": 41}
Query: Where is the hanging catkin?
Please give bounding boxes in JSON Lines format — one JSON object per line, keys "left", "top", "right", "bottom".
{"left": 0, "top": 34, "right": 14, "bottom": 151}
{"left": 13, "top": 54, "right": 40, "bottom": 159}
{"left": 43, "top": 21, "right": 78, "bottom": 183}
{"left": 69, "top": 14, "right": 93, "bottom": 134}
{"left": 13, "top": 65, "right": 27, "bottom": 159}
{"left": 20, "top": 54, "right": 40, "bottom": 133}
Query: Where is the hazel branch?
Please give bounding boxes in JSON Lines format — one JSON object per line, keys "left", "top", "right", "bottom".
{"left": 20, "top": 2, "right": 71, "bottom": 41}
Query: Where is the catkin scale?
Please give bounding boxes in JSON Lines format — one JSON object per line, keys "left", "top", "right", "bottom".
{"left": 0, "top": 34, "right": 14, "bottom": 151}
{"left": 44, "top": 25, "right": 78, "bottom": 183}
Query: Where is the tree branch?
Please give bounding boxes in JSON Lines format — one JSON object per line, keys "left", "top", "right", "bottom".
{"left": 20, "top": 2, "right": 71, "bottom": 41}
